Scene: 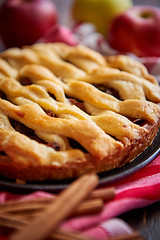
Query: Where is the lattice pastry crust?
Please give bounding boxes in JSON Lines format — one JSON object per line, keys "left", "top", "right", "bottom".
{"left": 0, "top": 43, "right": 159, "bottom": 181}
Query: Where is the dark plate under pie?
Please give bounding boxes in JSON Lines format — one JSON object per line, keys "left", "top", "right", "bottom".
{"left": 0, "top": 128, "right": 159, "bottom": 193}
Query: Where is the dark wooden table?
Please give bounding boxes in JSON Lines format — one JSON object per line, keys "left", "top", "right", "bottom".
{"left": 120, "top": 201, "right": 160, "bottom": 240}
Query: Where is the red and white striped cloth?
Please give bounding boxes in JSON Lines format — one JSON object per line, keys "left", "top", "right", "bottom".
{"left": 0, "top": 154, "right": 160, "bottom": 239}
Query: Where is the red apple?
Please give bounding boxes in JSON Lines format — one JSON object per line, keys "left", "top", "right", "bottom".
{"left": 0, "top": 0, "right": 58, "bottom": 48}
{"left": 37, "top": 24, "right": 79, "bottom": 46}
{"left": 108, "top": 6, "right": 160, "bottom": 57}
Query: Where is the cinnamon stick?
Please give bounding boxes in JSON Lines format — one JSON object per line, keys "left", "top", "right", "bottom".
{"left": 0, "top": 197, "right": 52, "bottom": 213}
{"left": 52, "top": 228, "right": 94, "bottom": 240}
{"left": 0, "top": 214, "right": 93, "bottom": 240}
{"left": 89, "top": 187, "right": 115, "bottom": 201}
{"left": 0, "top": 212, "right": 143, "bottom": 240}
{"left": 72, "top": 198, "right": 103, "bottom": 216}
{"left": 0, "top": 186, "right": 115, "bottom": 214}
{"left": 0, "top": 214, "right": 25, "bottom": 229}
{"left": 108, "top": 231, "right": 144, "bottom": 240}
{"left": 0, "top": 197, "right": 103, "bottom": 217}
{"left": 9, "top": 174, "right": 99, "bottom": 240}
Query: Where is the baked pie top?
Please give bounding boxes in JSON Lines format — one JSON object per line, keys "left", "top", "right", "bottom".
{"left": 0, "top": 43, "right": 159, "bottom": 181}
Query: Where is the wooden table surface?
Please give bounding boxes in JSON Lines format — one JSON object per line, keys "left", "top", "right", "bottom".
{"left": 120, "top": 200, "right": 160, "bottom": 240}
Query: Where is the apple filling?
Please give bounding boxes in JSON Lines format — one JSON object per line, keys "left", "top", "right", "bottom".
{"left": 20, "top": 77, "right": 32, "bottom": 86}
{"left": 8, "top": 113, "right": 88, "bottom": 153}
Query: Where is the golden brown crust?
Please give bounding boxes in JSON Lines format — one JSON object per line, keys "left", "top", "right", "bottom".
{"left": 106, "top": 55, "right": 158, "bottom": 84}
{"left": 0, "top": 43, "right": 159, "bottom": 181}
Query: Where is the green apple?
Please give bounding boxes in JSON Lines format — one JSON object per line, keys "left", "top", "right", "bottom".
{"left": 72, "top": 0, "right": 132, "bottom": 36}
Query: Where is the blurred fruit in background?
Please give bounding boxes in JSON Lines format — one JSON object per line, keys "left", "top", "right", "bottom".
{"left": 38, "top": 24, "right": 78, "bottom": 46}
{"left": 0, "top": 0, "right": 58, "bottom": 48}
{"left": 72, "top": 0, "right": 132, "bottom": 36}
{"left": 108, "top": 5, "right": 160, "bottom": 57}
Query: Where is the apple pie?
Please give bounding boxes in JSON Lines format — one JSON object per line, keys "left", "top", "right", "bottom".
{"left": 0, "top": 43, "right": 159, "bottom": 181}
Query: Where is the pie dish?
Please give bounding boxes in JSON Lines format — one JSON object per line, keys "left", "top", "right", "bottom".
{"left": 0, "top": 43, "right": 159, "bottom": 181}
